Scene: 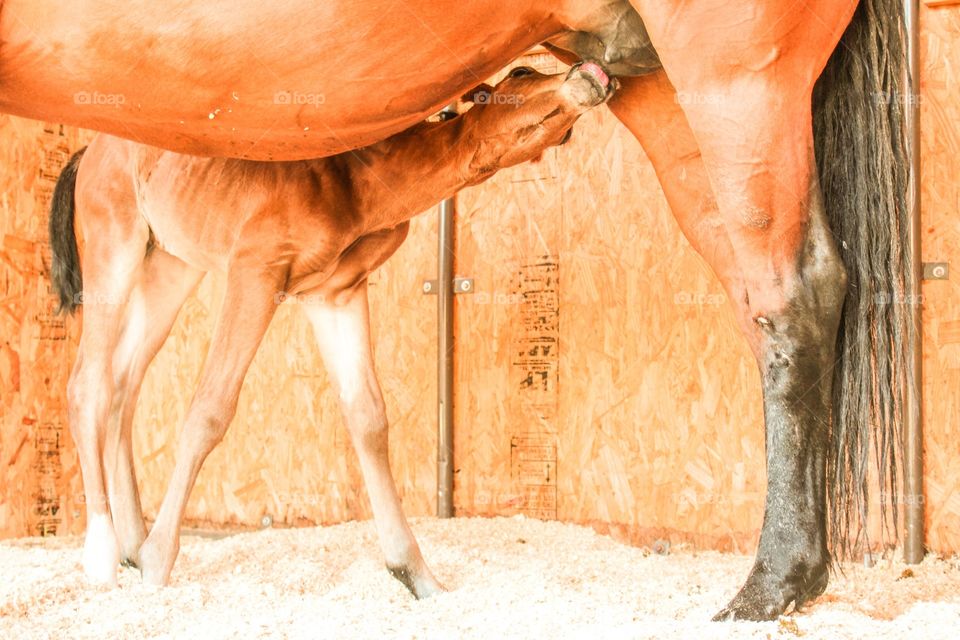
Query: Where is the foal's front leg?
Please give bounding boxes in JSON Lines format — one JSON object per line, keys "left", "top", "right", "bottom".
{"left": 302, "top": 283, "right": 443, "bottom": 598}
{"left": 103, "top": 250, "right": 205, "bottom": 568}
{"left": 137, "top": 263, "right": 283, "bottom": 585}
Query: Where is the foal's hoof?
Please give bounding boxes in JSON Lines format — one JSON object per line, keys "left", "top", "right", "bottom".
{"left": 387, "top": 563, "right": 446, "bottom": 599}
{"left": 82, "top": 515, "right": 120, "bottom": 587}
{"left": 137, "top": 536, "right": 177, "bottom": 586}
{"left": 713, "top": 561, "right": 829, "bottom": 621}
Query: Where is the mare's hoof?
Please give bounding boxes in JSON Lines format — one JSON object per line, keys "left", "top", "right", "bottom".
{"left": 713, "top": 560, "right": 829, "bottom": 621}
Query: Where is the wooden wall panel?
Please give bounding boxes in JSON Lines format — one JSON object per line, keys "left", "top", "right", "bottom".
{"left": 919, "top": 3, "right": 960, "bottom": 554}
{"left": 554, "top": 105, "right": 766, "bottom": 551}
{"left": 451, "top": 53, "right": 765, "bottom": 552}
{"left": 0, "top": 118, "right": 91, "bottom": 538}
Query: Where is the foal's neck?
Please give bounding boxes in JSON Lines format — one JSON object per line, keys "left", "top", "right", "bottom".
{"left": 341, "top": 116, "right": 475, "bottom": 231}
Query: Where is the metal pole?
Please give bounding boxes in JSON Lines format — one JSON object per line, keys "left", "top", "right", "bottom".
{"left": 903, "top": 0, "right": 924, "bottom": 564}
{"left": 436, "top": 106, "right": 457, "bottom": 518}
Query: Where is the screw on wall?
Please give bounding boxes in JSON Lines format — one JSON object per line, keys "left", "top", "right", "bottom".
{"left": 260, "top": 515, "right": 273, "bottom": 529}
{"left": 922, "top": 262, "right": 949, "bottom": 280}
{"left": 652, "top": 539, "right": 671, "bottom": 555}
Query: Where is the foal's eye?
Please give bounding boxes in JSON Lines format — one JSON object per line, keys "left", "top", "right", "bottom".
{"left": 508, "top": 66, "right": 535, "bottom": 78}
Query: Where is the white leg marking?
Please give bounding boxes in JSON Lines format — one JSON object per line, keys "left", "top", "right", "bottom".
{"left": 82, "top": 512, "right": 120, "bottom": 587}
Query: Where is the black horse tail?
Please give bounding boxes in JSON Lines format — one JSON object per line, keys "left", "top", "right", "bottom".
{"left": 49, "top": 147, "right": 87, "bottom": 315}
{"left": 813, "top": 0, "right": 910, "bottom": 557}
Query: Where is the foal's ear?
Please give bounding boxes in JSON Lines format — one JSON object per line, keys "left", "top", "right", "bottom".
{"left": 461, "top": 83, "right": 495, "bottom": 104}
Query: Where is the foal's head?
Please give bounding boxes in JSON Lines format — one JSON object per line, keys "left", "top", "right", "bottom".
{"left": 459, "top": 62, "right": 616, "bottom": 181}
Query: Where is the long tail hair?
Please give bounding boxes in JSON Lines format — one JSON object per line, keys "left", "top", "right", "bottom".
{"left": 813, "top": 0, "right": 910, "bottom": 556}
{"left": 49, "top": 148, "right": 87, "bottom": 315}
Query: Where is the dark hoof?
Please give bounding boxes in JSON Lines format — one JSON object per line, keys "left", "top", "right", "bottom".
{"left": 120, "top": 557, "right": 139, "bottom": 570}
{"left": 713, "top": 561, "right": 829, "bottom": 621}
{"left": 387, "top": 564, "right": 419, "bottom": 596}
{"left": 386, "top": 563, "right": 445, "bottom": 599}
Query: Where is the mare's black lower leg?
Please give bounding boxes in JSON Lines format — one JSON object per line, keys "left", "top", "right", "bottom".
{"left": 715, "top": 205, "right": 847, "bottom": 621}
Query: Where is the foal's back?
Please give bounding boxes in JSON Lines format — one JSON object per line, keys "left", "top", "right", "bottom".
{"left": 80, "top": 137, "right": 359, "bottom": 276}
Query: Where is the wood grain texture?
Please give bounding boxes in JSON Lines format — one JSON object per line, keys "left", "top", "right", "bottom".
{"left": 450, "top": 53, "right": 765, "bottom": 552}
{"left": 0, "top": 119, "right": 91, "bottom": 538}
{"left": 919, "top": 2, "right": 960, "bottom": 554}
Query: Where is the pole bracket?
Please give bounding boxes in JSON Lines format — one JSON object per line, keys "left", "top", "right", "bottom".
{"left": 422, "top": 278, "right": 475, "bottom": 295}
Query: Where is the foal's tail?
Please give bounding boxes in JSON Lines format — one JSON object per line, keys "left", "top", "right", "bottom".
{"left": 49, "top": 147, "right": 87, "bottom": 315}
{"left": 813, "top": 0, "right": 911, "bottom": 556}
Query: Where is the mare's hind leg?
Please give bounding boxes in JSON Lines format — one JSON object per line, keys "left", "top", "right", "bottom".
{"left": 612, "top": 0, "right": 850, "bottom": 614}
{"left": 103, "top": 249, "right": 205, "bottom": 567}
{"left": 301, "top": 280, "right": 443, "bottom": 599}
{"left": 137, "top": 263, "right": 282, "bottom": 585}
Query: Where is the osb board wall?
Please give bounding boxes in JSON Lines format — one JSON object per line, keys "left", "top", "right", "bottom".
{"left": 920, "top": 3, "right": 960, "bottom": 554}
{"left": 449, "top": 53, "right": 766, "bottom": 552}
{"left": 0, "top": 118, "right": 91, "bottom": 537}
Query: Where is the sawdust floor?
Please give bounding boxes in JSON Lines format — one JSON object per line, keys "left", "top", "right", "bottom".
{"left": 1, "top": 516, "right": 958, "bottom": 639}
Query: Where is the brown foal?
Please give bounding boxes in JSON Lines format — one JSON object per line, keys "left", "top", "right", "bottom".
{"left": 48, "top": 64, "right": 614, "bottom": 595}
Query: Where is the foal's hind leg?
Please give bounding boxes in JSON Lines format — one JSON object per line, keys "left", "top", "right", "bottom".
{"left": 137, "top": 263, "right": 281, "bottom": 585}
{"left": 103, "top": 250, "right": 204, "bottom": 567}
{"left": 302, "top": 283, "right": 443, "bottom": 599}
{"left": 69, "top": 208, "right": 149, "bottom": 587}
{"left": 612, "top": 0, "right": 854, "bottom": 617}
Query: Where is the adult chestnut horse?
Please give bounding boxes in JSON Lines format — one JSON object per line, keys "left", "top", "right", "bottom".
{"left": 4, "top": 0, "right": 908, "bottom": 621}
